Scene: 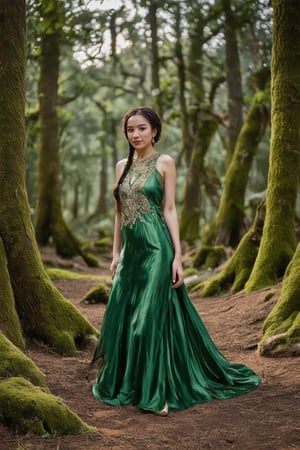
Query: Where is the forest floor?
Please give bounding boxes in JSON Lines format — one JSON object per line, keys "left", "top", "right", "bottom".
{"left": 0, "top": 247, "right": 300, "bottom": 450}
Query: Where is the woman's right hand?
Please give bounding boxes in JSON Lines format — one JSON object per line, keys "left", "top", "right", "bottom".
{"left": 110, "top": 256, "right": 120, "bottom": 279}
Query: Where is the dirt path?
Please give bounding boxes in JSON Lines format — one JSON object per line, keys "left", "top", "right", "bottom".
{"left": 1, "top": 254, "right": 300, "bottom": 450}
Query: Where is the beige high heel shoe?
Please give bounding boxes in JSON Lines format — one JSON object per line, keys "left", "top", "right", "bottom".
{"left": 154, "top": 403, "right": 168, "bottom": 417}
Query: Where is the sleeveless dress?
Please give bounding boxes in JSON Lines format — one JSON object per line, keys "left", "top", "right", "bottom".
{"left": 92, "top": 152, "right": 260, "bottom": 413}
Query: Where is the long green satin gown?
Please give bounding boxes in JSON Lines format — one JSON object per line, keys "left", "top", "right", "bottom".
{"left": 92, "top": 152, "right": 260, "bottom": 413}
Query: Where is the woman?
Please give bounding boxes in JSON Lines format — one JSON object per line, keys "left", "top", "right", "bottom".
{"left": 91, "top": 106, "right": 260, "bottom": 416}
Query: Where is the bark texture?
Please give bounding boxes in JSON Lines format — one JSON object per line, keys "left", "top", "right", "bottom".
{"left": 221, "top": 0, "right": 244, "bottom": 159}
{"left": 198, "top": 202, "right": 265, "bottom": 297}
{"left": 0, "top": 0, "right": 95, "bottom": 435}
{"left": 212, "top": 87, "right": 268, "bottom": 247}
{"left": 246, "top": 0, "right": 300, "bottom": 292}
{"left": 259, "top": 242, "right": 300, "bottom": 356}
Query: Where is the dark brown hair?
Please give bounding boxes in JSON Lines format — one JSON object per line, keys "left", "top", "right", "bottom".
{"left": 113, "top": 107, "right": 162, "bottom": 211}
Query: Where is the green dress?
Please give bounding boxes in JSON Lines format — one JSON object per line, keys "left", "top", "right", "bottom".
{"left": 92, "top": 152, "right": 260, "bottom": 413}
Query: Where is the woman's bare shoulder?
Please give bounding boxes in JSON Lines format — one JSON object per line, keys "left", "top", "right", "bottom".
{"left": 116, "top": 158, "right": 127, "bottom": 168}
{"left": 116, "top": 158, "right": 127, "bottom": 169}
{"left": 115, "top": 158, "right": 127, "bottom": 177}
{"left": 157, "top": 153, "right": 175, "bottom": 169}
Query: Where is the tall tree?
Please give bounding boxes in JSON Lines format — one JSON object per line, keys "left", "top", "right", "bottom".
{"left": 147, "top": 0, "right": 164, "bottom": 117}
{"left": 210, "top": 68, "right": 269, "bottom": 247}
{"left": 245, "top": 0, "right": 300, "bottom": 292}
{"left": 179, "top": 4, "right": 221, "bottom": 243}
{"left": 0, "top": 0, "right": 95, "bottom": 435}
{"left": 172, "top": 0, "right": 193, "bottom": 164}
{"left": 34, "top": 0, "right": 98, "bottom": 266}
{"left": 221, "top": 0, "right": 244, "bottom": 159}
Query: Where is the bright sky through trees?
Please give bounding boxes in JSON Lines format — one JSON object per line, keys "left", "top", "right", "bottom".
{"left": 88, "top": 0, "right": 123, "bottom": 10}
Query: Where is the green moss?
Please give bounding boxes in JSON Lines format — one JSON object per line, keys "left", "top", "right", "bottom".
{"left": 264, "top": 291, "right": 278, "bottom": 302}
{"left": 80, "top": 284, "right": 109, "bottom": 304}
{"left": 0, "top": 333, "right": 47, "bottom": 388}
{"left": 183, "top": 267, "right": 198, "bottom": 277}
{"left": 80, "top": 251, "right": 99, "bottom": 267}
{"left": 13, "top": 269, "right": 98, "bottom": 356}
{"left": 193, "top": 245, "right": 226, "bottom": 269}
{"left": 259, "top": 243, "right": 300, "bottom": 356}
{"left": 211, "top": 93, "right": 269, "bottom": 247}
{"left": 246, "top": 0, "right": 300, "bottom": 293}
{"left": 195, "top": 201, "right": 265, "bottom": 297}
{"left": 0, "top": 239, "right": 25, "bottom": 348}
{"left": 180, "top": 209, "right": 201, "bottom": 244}
{"left": 0, "top": 377, "right": 95, "bottom": 436}
{"left": 198, "top": 228, "right": 259, "bottom": 297}
{"left": 38, "top": 294, "right": 97, "bottom": 355}
{"left": 46, "top": 268, "right": 108, "bottom": 282}
{"left": 92, "top": 237, "right": 112, "bottom": 252}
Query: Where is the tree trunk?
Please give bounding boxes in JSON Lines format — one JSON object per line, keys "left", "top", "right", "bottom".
{"left": 246, "top": 0, "right": 300, "bottom": 292}
{"left": 259, "top": 241, "right": 300, "bottom": 356}
{"left": 180, "top": 8, "right": 219, "bottom": 243}
{"left": 211, "top": 84, "right": 269, "bottom": 247}
{"left": 180, "top": 116, "right": 218, "bottom": 243}
{"left": 173, "top": 2, "right": 193, "bottom": 164}
{"left": 0, "top": 0, "right": 95, "bottom": 435}
{"left": 0, "top": 239, "right": 24, "bottom": 348}
{"left": 221, "top": 0, "right": 244, "bottom": 160}
{"left": 90, "top": 147, "right": 108, "bottom": 221}
{"left": 89, "top": 105, "right": 116, "bottom": 221}
{"left": 34, "top": 0, "right": 98, "bottom": 267}
{"left": 147, "top": 0, "right": 163, "bottom": 118}
{"left": 71, "top": 182, "right": 80, "bottom": 219}
{"left": 98, "top": 150, "right": 108, "bottom": 213}
{"left": 199, "top": 201, "right": 265, "bottom": 297}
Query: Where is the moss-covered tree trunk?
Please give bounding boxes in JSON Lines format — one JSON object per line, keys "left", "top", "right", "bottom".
{"left": 199, "top": 201, "right": 265, "bottom": 297}
{"left": 210, "top": 85, "right": 269, "bottom": 247}
{"left": 0, "top": 0, "right": 96, "bottom": 357}
{"left": 259, "top": 242, "right": 300, "bottom": 356}
{"left": 245, "top": 0, "right": 300, "bottom": 292}
{"left": 35, "top": 0, "right": 97, "bottom": 267}
{"left": 0, "top": 0, "right": 95, "bottom": 435}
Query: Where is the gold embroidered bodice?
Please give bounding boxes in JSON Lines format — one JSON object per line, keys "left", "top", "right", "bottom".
{"left": 119, "top": 152, "right": 160, "bottom": 228}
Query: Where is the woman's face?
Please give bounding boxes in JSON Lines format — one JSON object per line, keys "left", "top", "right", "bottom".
{"left": 126, "top": 114, "right": 156, "bottom": 152}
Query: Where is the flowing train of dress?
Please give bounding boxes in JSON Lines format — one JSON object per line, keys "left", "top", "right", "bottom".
{"left": 92, "top": 152, "right": 260, "bottom": 413}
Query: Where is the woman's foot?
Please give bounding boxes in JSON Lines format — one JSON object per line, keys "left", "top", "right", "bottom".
{"left": 154, "top": 403, "right": 168, "bottom": 417}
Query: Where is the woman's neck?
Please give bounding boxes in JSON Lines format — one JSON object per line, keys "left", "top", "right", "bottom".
{"left": 135, "top": 148, "right": 156, "bottom": 161}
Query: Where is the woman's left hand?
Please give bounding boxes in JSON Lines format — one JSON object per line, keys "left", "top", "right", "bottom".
{"left": 171, "top": 257, "right": 184, "bottom": 288}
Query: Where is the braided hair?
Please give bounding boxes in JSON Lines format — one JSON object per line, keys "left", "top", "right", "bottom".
{"left": 113, "top": 106, "right": 162, "bottom": 211}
